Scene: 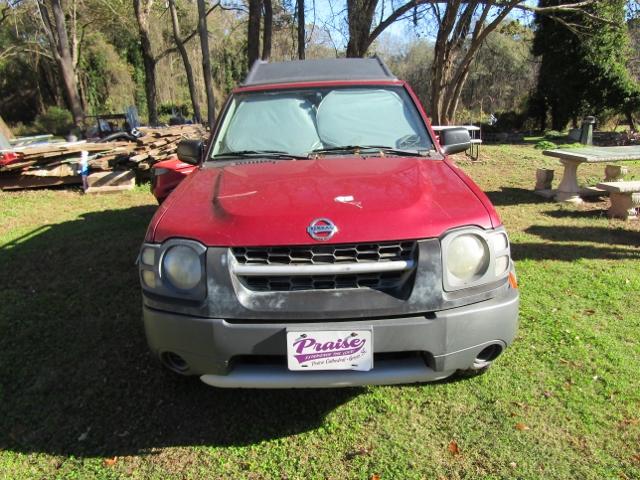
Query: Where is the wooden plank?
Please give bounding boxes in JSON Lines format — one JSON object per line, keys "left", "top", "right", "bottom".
{"left": 86, "top": 169, "right": 135, "bottom": 188}
{"left": 21, "top": 164, "right": 78, "bottom": 177}
{"left": 0, "top": 160, "right": 37, "bottom": 171}
{"left": 129, "top": 152, "right": 150, "bottom": 163}
{"left": 150, "top": 138, "right": 171, "bottom": 148}
{"left": 84, "top": 184, "right": 134, "bottom": 194}
{"left": 0, "top": 174, "right": 81, "bottom": 190}
{"left": 84, "top": 169, "right": 136, "bottom": 194}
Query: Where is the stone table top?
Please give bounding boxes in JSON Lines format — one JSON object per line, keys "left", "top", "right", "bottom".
{"left": 596, "top": 181, "right": 640, "bottom": 193}
{"left": 543, "top": 146, "right": 640, "bottom": 163}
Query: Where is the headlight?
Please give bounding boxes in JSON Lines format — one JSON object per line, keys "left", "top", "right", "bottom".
{"left": 441, "top": 227, "right": 511, "bottom": 291}
{"left": 446, "top": 234, "right": 489, "bottom": 281}
{"left": 139, "top": 239, "right": 207, "bottom": 300}
{"left": 163, "top": 245, "right": 202, "bottom": 290}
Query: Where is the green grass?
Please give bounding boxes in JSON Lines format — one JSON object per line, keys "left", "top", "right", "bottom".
{"left": 1, "top": 146, "right": 639, "bottom": 479}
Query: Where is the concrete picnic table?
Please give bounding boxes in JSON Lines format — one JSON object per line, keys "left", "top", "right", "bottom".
{"left": 542, "top": 146, "right": 640, "bottom": 203}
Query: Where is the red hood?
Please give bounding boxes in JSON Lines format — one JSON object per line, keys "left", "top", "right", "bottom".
{"left": 148, "top": 157, "right": 497, "bottom": 246}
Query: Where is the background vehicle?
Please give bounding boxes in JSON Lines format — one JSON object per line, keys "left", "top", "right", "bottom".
{"left": 151, "top": 158, "right": 196, "bottom": 203}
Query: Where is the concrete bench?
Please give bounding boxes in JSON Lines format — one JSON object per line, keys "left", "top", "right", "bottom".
{"left": 543, "top": 146, "right": 640, "bottom": 203}
{"left": 596, "top": 181, "right": 640, "bottom": 220}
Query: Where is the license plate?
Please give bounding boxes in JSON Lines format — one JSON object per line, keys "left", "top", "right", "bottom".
{"left": 286, "top": 330, "right": 373, "bottom": 371}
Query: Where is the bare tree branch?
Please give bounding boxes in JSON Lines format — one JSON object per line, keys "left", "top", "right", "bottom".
{"left": 515, "top": 0, "right": 598, "bottom": 14}
{"left": 155, "top": 1, "right": 222, "bottom": 62}
{"left": 0, "top": 5, "right": 11, "bottom": 26}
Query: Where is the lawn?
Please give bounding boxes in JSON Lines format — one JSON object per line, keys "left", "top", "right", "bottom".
{"left": 0, "top": 145, "right": 639, "bottom": 479}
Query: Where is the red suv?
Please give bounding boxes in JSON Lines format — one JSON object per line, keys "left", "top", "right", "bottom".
{"left": 139, "top": 57, "right": 519, "bottom": 388}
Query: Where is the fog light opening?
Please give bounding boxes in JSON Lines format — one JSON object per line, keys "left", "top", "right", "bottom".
{"left": 473, "top": 344, "right": 503, "bottom": 369}
{"left": 161, "top": 351, "right": 190, "bottom": 374}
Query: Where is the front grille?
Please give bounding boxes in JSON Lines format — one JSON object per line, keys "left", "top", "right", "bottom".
{"left": 232, "top": 241, "right": 416, "bottom": 265}
{"left": 232, "top": 241, "right": 417, "bottom": 293}
{"left": 243, "top": 271, "right": 407, "bottom": 292}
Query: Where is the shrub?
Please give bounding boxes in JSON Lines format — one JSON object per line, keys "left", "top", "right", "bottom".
{"left": 494, "top": 110, "right": 527, "bottom": 131}
{"left": 34, "top": 107, "right": 74, "bottom": 136}
{"left": 543, "top": 130, "right": 566, "bottom": 140}
{"left": 535, "top": 140, "right": 557, "bottom": 150}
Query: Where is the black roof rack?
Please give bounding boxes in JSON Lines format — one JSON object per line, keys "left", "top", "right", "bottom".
{"left": 242, "top": 56, "right": 397, "bottom": 86}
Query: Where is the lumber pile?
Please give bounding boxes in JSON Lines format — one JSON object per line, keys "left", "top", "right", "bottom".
{"left": 0, "top": 124, "right": 207, "bottom": 191}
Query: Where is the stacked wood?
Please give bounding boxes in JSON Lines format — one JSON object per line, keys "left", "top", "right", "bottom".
{"left": 118, "top": 124, "right": 207, "bottom": 171}
{"left": 85, "top": 170, "right": 136, "bottom": 194}
{"left": 0, "top": 124, "right": 207, "bottom": 191}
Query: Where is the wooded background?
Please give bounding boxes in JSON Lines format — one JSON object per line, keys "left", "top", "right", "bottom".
{"left": 1, "top": 0, "right": 640, "bottom": 134}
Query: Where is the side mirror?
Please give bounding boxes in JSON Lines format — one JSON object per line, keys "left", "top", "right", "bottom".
{"left": 439, "top": 127, "right": 471, "bottom": 155}
{"left": 177, "top": 139, "right": 203, "bottom": 165}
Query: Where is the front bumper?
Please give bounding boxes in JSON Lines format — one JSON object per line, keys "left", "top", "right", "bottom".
{"left": 143, "top": 287, "right": 519, "bottom": 388}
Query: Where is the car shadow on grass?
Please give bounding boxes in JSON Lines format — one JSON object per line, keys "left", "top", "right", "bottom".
{"left": 0, "top": 206, "right": 360, "bottom": 458}
{"left": 484, "top": 188, "right": 552, "bottom": 206}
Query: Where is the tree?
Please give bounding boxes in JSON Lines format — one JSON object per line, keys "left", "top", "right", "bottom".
{"left": 262, "top": 0, "right": 272, "bottom": 60}
{"left": 391, "top": 22, "right": 537, "bottom": 124}
{"left": 197, "top": 0, "right": 215, "bottom": 125}
{"left": 297, "top": 0, "right": 305, "bottom": 59}
{"left": 533, "top": 0, "right": 640, "bottom": 130}
{"left": 247, "top": 0, "right": 261, "bottom": 69}
{"left": 168, "top": 0, "right": 202, "bottom": 123}
{"left": 341, "top": 0, "right": 605, "bottom": 124}
{"left": 427, "top": 1, "right": 513, "bottom": 125}
{"left": 134, "top": 0, "right": 220, "bottom": 125}
{"left": 346, "top": 0, "right": 377, "bottom": 57}
{"left": 36, "top": 0, "right": 84, "bottom": 126}
{"left": 132, "top": 0, "right": 160, "bottom": 124}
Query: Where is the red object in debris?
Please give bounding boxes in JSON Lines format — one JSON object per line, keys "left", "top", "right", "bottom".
{"left": 0, "top": 151, "right": 21, "bottom": 167}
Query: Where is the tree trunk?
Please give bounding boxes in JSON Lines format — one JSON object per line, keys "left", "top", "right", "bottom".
{"left": 428, "top": 2, "right": 511, "bottom": 125}
{"left": 133, "top": 0, "right": 158, "bottom": 125}
{"left": 624, "top": 108, "right": 636, "bottom": 132}
{"left": 197, "top": 0, "right": 216, "bottom": 126}
{"left": 248, "top": 0, "right": 261, "bottom": 69}
{"left": 169, "top": 0, "right": 202, "bottom": 123}
{"left": 297, "top": 0, "right": 305, "bottom": 59}
{"left": 262, "top": 0, "right": 272, "bottom": 61}
{"left": 38, "top": 0, "right": 84, "bottom": 127}
{"left": 346, "top": 0, "right": 378, "bottom": 57}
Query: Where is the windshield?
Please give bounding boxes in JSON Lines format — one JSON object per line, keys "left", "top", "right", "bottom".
{"left": 210, "top": 86, "right": 434, "bottom": 159}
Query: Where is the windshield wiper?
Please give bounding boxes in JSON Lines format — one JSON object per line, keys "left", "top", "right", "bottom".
{"left": 309, "top": 145, "right": 429, "bottom": 157}
{"left": 212, "top": 150, "right": 307, "bottom": 160}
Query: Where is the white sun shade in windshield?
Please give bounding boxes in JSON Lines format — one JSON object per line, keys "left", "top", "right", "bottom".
{"left": 316, "top": 89, "right": 427, "bottom": 149}
{"left": 223, "top": 95, "right": 322, "bottom": 154}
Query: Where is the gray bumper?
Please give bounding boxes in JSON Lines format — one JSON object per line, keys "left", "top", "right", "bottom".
{"left": 143, "top": 287, "right": 519, "bottom": 388}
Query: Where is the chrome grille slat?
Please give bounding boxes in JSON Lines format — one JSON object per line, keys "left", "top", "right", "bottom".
{"left": 232, "top": 241, "right": 418, "bottom": 292}
{"left": 243, "top": 271, "right": 407, "bottom": 292}
{"left": 233, "top": 241, "right": 416, "bottom": 266}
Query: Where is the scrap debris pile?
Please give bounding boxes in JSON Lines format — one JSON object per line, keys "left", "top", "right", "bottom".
{"left": 0, "top": 125, "right": 206, "bottom": 192}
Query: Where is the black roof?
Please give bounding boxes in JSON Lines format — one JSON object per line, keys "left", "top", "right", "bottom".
{"left": 242, "top": 56, "right": 397, "bottom": 86}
